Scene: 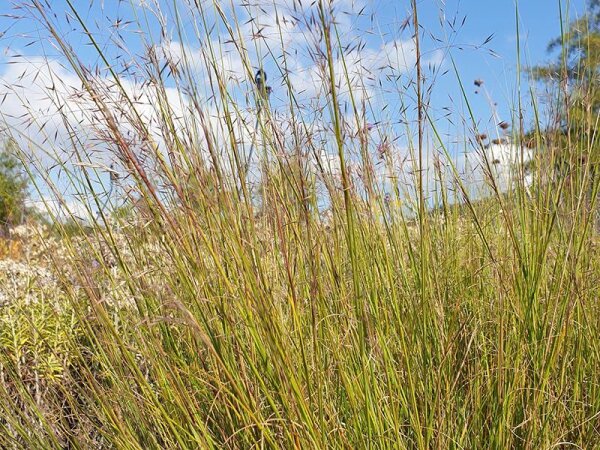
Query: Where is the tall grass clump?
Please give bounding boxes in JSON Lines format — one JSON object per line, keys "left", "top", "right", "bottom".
{"left": 0, "top": 0, "right": 599, "bottom": 448}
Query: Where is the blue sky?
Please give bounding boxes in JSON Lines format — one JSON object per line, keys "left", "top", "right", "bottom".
{"left": 1, "top": 0, "right": 585, "bottom": 122}
{"left": 0, "top": 0, "right": 589, "bottom": 216}
{"left": 0, "top": 0, "right": 586, "bottom": 107}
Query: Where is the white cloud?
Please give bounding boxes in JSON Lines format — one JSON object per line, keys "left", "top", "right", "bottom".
{"left": 3, "top": 0, "right": 531, "bottom": 222}
{"left": 0, "top": 52, "right": 257, "bottom": 219}
{"left": 25, "top": 197, "right": 92, "bottom": 222}
{"left": 479, "top": 141, "right": 533, "bottom": 190}
{"left": 0, "top": 56, "right": 85, "bottom": 152}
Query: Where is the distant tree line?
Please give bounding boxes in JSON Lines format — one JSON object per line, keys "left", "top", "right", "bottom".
{"left": 0, "top": 139, "right": 30, "bottom": 236}
{"left": 532, "top": 0, "right": 599, "bottom": 155}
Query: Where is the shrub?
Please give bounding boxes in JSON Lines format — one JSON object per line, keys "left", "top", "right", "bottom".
{"left": 0, "top": 140, "right": 29, "bottom": 235}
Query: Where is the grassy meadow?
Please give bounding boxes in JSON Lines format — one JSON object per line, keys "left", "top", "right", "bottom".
{"left": 0, "top": 0, "right": 599, "bottom": 448}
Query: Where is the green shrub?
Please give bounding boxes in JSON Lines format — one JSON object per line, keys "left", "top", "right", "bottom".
{"left": 0, "top": 140, "right": 29, "bottom": 235}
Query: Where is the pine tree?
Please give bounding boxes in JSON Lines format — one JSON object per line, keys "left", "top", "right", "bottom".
{"left": 530, "top": 1, "right": 599, "bottom": 229}
{"left": 533, "top": 0, "right": 599, "bottom": 142}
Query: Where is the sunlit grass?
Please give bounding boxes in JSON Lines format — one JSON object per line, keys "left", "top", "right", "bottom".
{"left": 0, "top": 0, "right": 599, "bottom": 448}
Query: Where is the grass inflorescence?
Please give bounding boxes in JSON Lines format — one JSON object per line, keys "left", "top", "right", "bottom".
{"left": 0, "top": 0, "right": 599, "bottom": 448}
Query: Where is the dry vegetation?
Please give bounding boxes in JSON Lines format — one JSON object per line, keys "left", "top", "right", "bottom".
{"left": 0, "top": 0, "right": 599, "bottom": 448}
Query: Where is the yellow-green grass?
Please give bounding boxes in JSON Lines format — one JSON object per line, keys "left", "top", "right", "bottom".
{"left": 0, "top": 0, "right": 599, "bottom": 448}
